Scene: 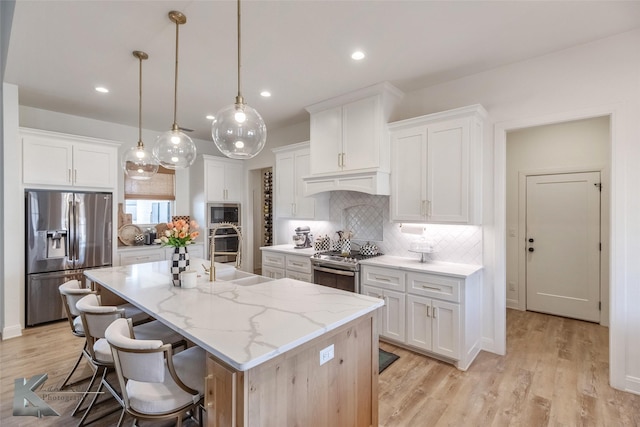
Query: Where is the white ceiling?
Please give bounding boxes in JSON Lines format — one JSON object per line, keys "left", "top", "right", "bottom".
{"left": 5, "top": 1, "right": 640, "bottom": 142}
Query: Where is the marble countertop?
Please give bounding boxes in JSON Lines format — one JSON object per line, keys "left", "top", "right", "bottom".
{"left": 85, "top": 258, "right": 383, "bottom": 371}
{"left": 260, "top": 244, "right": 316, "bottom": 256}
{"left": 359, "top": 255, "right": 482, "bottom": 278}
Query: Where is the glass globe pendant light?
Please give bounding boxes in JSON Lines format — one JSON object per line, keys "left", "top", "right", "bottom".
{"left": 153, "top": 11, "right": 197, "bottom": 169}
{"left": 211, "top": 0, "right": 267, "bottom": 159}
{"left": 121, "top": 51, "right": 159, "bottom": 180}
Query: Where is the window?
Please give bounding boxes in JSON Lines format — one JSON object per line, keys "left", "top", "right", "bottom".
{"left": 124, "top": 166, "right": 175, "bottom": 225}
{"left": 125, "top": 200, "right": 173, "bottom": 224}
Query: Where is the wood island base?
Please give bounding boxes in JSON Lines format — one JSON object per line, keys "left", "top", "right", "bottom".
{"left": 204, "top": 311, "right": 379, "bottom": 427}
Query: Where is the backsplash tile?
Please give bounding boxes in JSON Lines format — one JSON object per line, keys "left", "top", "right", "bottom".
{"left": 275, "top": 191, "right": 482, "bottom": 265}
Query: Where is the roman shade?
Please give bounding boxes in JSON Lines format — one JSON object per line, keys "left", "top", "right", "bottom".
{"left": 124, "top": 166, "right": 175, "bottom": 201}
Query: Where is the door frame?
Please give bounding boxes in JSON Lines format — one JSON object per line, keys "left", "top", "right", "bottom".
{"left": 493, "top": 104, "right": 621, "bottom": 388}
{"left": 517, "top": 168, "right": 607, "bottom": 324}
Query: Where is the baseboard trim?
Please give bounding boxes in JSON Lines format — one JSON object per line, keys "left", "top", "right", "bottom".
{"left": 625, "top": 375, "right": 640, "bottom": 396}
{"left": 2, "top": 324, "right": 23, "bottom": 340}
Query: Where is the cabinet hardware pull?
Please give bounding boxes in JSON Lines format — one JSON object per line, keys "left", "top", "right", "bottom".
{"left": 338, "top": 153, "right": 341, "bottom": 168}
{"left": 68, "top": 169, "right": 72, "bottom": 183}
{"left": 427, "top": 200, "right": 432, "bottom": 217}
{"left": 204, "top": 374, "right": 213, "bottom": 408}
{"left": 375, "top": 276, "right": 390, "bottom": 282}
{"left": 421, "top": 285, "right": 440, "bottom": 291}
{"left": 291, "top": 262, "right": 303, "bottom": 266}
{"left": 426, "top": 306, "right": 430, "bottom": 317}
{"left": 292, "top": 203, "right": 296, "bottom": 215}
{"left": 341, "top": 152, "right": 345, "bottom": 167}
{"left": 433, "top": 307, "right": 437, "bottom": 319}
{"left": 136, "top": 256, "right": 151, "bottom": 260}
{"left": 421, "top": 200, "right": 426, "bottom": 217}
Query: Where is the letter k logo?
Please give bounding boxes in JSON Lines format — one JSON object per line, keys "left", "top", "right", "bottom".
{"left": 13, "top": 374, "right": 59, "bottom": 417}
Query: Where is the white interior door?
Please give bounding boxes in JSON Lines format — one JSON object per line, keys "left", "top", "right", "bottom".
{"left": 526, "top": 172, "right": 601, "bottom": 322}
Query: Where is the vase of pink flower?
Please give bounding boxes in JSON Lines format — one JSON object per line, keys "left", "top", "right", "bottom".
{"left": 160, "top": 219, "right": 199, "bottom": 286}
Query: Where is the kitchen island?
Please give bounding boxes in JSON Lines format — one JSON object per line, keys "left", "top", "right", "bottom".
{"left": 85, "top": 259, "right": 383, "bottom": 427}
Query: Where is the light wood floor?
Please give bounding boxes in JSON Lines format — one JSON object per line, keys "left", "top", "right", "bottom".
{"left": 1, "top": 309, "right": 639, "bottom": 426}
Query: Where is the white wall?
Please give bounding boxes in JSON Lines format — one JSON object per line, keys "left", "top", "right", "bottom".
{"left": 505, "top": 117, "right": 610, "bottom": 319}
{"left": 394, "top": 29, "right": 640, "bottom": 393}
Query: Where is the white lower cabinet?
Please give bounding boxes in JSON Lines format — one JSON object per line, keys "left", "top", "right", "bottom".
{"left": 261, "top": 250, "right": 312, "bottom": 282}
{"left": 406, "top": 294, "right": 460, "bottom": 360}
{"left": 361, "top": 264, "right": 481, "bottom": 370}
{"left": 118, "top": 243, "right": 204, "bottom": 266}
{"left": 119, "top": 248, "right": 166, "bottom": 266}
{"left": 362, "top": 285, "right": 405, "bottom": 342}
{"left": 263, "top": 265, "right": 285, "bottom": 280}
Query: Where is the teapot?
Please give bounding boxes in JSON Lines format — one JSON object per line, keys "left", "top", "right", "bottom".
{"left": 360, "top": 241, "right": 379, "bottom": 256}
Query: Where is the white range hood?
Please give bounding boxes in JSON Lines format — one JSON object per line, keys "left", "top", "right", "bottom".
{"left": 302, "top": 82, "right": 403, "bottom": 196}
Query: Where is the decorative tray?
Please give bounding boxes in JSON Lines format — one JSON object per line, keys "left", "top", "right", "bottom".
{"left": 118, "top": 224, "right": 142, "bottom": 246}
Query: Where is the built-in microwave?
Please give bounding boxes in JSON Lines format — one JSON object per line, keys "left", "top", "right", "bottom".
{"left": 208, "top": 203, "right": 240, "bottom": 227}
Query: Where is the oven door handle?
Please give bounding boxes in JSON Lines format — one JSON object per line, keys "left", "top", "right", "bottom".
{"left": 313, "top": 266, "right": 355, "bottom": 277}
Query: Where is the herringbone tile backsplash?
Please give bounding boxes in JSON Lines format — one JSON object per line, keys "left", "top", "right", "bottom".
{"left": 276, "top": 191, "right": 482, "bottom": 265}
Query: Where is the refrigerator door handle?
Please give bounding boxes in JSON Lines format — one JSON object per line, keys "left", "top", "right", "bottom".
{"left": 68, "top": 200, "right": 74, "bottom": 262}
{"left": 74, "top": 201, "right": 80, "bottom": 262}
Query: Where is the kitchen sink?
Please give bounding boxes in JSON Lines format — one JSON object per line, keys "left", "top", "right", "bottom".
{"left": 231, "top": 275, "right": 275, "bottom": 286}
{"left": 215, "top": 269, "right": 254, "bottom": 281}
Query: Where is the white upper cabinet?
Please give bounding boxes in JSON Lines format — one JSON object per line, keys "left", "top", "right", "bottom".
{"left": 310, "top": 96, "right": 380, "bottom": 175}
{"left": 303, "top": 82, "right": 403, "bottom": 196}
{"left": 205, "top": 156, "right": 244, "bottom": 203}
{"left": 22, "top": 128, "right": 118, "bottom": 189}
{"left": 389, "top": 105, "right": 486, "bottom": 224}
{"left": 273, "top": 142, "right": 328, "bottom": 220}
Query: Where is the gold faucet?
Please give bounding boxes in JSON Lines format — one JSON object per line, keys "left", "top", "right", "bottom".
{"left": 208, "top": 222, "right": 242, "bottom": 282}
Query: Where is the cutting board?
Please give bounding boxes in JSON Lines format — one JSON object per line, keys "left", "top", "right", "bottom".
{"left": 117, "top": 203, "right": 132, "bottom": 229}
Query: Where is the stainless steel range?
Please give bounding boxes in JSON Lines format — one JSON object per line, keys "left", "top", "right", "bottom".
{"left": 310, "top": 250, "right": 383, "bottom": 293}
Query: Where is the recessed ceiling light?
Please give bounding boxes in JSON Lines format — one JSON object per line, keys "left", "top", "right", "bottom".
{"left": 95, "top": 86, "right": 109, "bottom": 93}
{"left": 351, "top": 51, "right": 365, "bottom": 61}
{"left": 260, "top": 91, "right": 271, "bottom": 98}
{"left": 206, "top": 115, "right": 215, "bottom": 120}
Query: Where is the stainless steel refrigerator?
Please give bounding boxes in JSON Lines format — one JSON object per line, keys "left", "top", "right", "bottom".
{"left": 25, "top": 190, "right": 113, "bottom": 326}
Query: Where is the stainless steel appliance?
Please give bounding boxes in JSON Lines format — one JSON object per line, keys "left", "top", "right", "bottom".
{"left": 293, "top": 226, "right": 312, "bottom": 249}
{"left": 207, "top": 203, "right": 241, "bottom": 263}
{"left": 208, "top": 203, "right": 240, "bottom": 226}
{"left": 310, "top": 249, "right": 383, "bottom": 293}
{"left": 208, "top": 226, "right": 241, "bottom": 263}
{"left": 25, "top": 190, "right": 113, "bottom": 326}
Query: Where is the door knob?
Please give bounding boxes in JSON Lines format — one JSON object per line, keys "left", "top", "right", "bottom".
{"left": 528, "top": 247, "right": 534, "bottom": 252}
{"left": 528, "top": 238, "right": 534, "bottom": 243}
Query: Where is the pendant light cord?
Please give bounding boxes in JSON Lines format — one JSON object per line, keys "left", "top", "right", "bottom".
{"left": 173, "top": 17, "right": 180, "bottom": 127}
{"left": 138, "top": 54, "right": 143, "bottom": 146}
{"left": 236, "top": 0, "right": 244, "bottom": 105}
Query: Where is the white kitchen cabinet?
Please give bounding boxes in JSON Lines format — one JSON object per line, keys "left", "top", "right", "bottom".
{"left": 273, "top": 142, "right": 328, "bottom": 220}
{"left": 261, "top": 249, "right": 313, "bottom": 283}
{"left": 360, "top": 263, "right": 481, "bottom": 370}
{"left": 119, "top": 247, "right": 166, "bottom": 266}
{"left": 362, "top": 285, "right": 406, "bottom": 342}
{"left": 406, "top": 294, "right": 460, "bottom": 360}
{"left": 303, "top": 83, "right": 403, "bottom": 196}
{"left": 119, "top": 243, "right": 204, "bottom": 266}
{"left": 389, "top": 105, "right": 486, "bottom": 224}
{"left": 262, "top": 265, "right": 285, "bottom": 280}
{"left": 22, "top": 128, "right": 118, "bottom": 189}
{"left": 205, "top": 156, "right": 244, "bottom": 202}
{"left": 309, "top": 97, "right": 380, "bottom": 175}
{"left": 361, "top": 265, "right": 406, "bottom": 342}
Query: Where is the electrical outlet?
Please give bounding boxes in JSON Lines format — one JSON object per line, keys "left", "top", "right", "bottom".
{"left": 319, "top": 344, "right": 334, "bottom": 366}
{"left": 508, "top": 281, "right": 516, "bottom": 292}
